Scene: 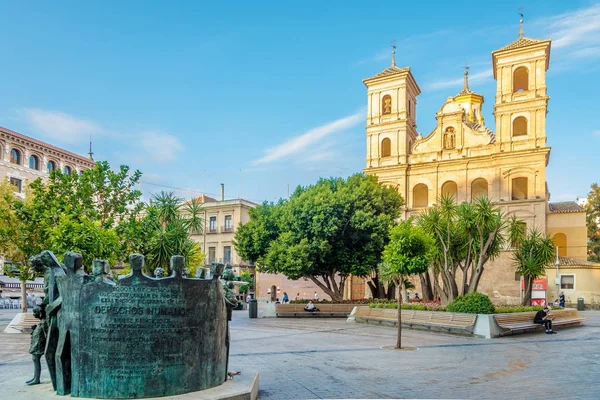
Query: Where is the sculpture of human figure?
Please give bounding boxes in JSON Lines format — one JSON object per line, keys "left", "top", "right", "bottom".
{"left": 93, "top": 260, "right": 115, "bottom": 285}
{"left": 220, "top": 264, "right": 239, "bottom": 382}
{"left": 29, "top": 251, "right": 66, "bottom": 391}
{"left": 27, "top": 304, "right": 47, "bottom": 385}
{"left": 154, "top": 267, "right": 165, "bottom": 278}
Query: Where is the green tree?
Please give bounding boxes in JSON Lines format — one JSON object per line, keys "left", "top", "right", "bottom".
{"left": 380, "top": 220, "right": 433, "bottom": 349}
{"left": 585, "top": 183, "right": 600, "bottom": 262}
{"left": 417, "top": 196, "right": 506, "bottom": 303}
{"left": 238, "top": 270, "right": 253, "bottom": 294}
{"left": 509, "top": 221, "right": 555, "bottom": 306}
{"left": 235, "top": 174, "right": 403, "bottom": 301}
{"left": 142, "top": 192, "right": 205, "bottom": 275}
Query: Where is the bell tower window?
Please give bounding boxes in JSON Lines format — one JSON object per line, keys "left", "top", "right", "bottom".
{"left": 382, "top": 95, "right": 392, "bottom": 115}
{"left": 381, "top": 138, "right": 391, "bottom": 157}
{"left": 513, "top": 67, "right": 528, "bottom": 92}
{"left": 512, "top": 116, "right": 528, "bottom": 136}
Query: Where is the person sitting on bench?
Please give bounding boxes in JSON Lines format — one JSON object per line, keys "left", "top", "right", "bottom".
{"left": 304, "top": 300, "right": 320, "bottom": 312}
{"left": 534, "top": 306, "right": 556, "bottom": 334}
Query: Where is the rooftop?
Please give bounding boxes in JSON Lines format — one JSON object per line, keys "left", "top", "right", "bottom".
{"left": 548, "top": 201, "right": 585, "bottom": 214}
{"left": 494, "top": 37, "right": 549, "bottom": 52}
{"left": 0, "top": 125, "right": 95, "bottom": 165}
{"left": 364, "top": 65, "right": 410, "bottom": 82}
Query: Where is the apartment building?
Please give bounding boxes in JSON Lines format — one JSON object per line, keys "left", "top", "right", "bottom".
{"left": 0, "top": 125, "right": 96, "bottom": 196}
{"left": 189, "top": 186, "right": 257, "bottom": 267}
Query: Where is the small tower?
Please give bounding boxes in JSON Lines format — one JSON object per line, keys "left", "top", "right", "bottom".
{"left": 363, "top": 45, "right": 421, "bottom": 167}
{"left": 491, "top": 14, "right": 551, "bottom": 148}
{"left": 453, "top": 66, "right": 485, "bottom": 125}
{"left": 88, "top": 139, "right": 94, "bottom": 161}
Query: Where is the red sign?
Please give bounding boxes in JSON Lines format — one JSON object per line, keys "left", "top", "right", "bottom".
{"left": 531, "top": 298, "right": 546, "bottom": 306}
{"left": 521, "top": 277, "right": 547, "bottom": 290}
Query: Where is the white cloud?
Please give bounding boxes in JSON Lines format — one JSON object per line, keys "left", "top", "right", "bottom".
{"left": 140, "top": 132, "right": 184, "bottom": 163}
{"left": 543, "top": 4, "right": 600, "bottom": 50}
{"left": 20, "top": 108, "right": 101, "bottom": 144}
{"left": 252, "top": 111, "right": 363, "bottom": 165}
{"left": 425, "top": 69, "right": 492, "bottom": 91}
{"left": 592, "top": 130, "right": 600, "bottom": 137}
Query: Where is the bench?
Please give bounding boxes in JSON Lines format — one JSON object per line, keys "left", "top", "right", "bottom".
{"left": 494, "top": 309, "right": 585, "bottom": 336}
{"left": 275, "top": 303, "right": 355, "bottom": 317}
{"left": 351, "top": 306, "right": 477, "bottom": 334}
{"left": 5, "top": 313, "right": 39, "bottom": 332}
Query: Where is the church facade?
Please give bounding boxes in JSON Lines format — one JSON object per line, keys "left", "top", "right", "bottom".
{"left": 360, "top": 29, "right": 597, "bottom": 305}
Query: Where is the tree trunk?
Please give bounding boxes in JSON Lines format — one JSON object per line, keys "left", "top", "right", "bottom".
{"left": 419, "top": 272, "right": 434, "bottom": 301}
{"left": 522, "top": 276, "right": 533, "bottom": 306}
{"left": 396, "top": 280, "right": 403, "bottom": 349}
{"left": 20, "top": 279, "right": 27, "bottom": 313}
{"left": 386, "top": 283, "right": 395, "bottom": 300}
{"left": 308, "top": 276, "right": 343, "bottom": 301}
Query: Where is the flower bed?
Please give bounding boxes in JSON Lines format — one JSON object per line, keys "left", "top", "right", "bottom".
{"left": 369, "top": 301, "right": 563, "bottom": 314}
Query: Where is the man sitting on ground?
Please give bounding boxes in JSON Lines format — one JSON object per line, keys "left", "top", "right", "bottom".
{"left": 304, "top": 300, "right": 320, "bottom": 312}
{"left": 534, "top": 306, "right": 556, "bottom": 334}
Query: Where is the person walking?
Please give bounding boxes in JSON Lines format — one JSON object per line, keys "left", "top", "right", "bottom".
{"left": 314, "top": 291, "right": 319, "bottom": 302}
{"left": 282, "top": 292, "right": 289, "bottom": 303}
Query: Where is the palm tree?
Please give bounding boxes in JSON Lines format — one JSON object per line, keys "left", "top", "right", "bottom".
{"left": 509, "top": 218, "right": 555, "bottom": 306}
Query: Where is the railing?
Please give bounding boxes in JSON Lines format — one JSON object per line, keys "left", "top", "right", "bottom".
{"left": 207, "top": 227, "right": 218, "bottom": 234}
{"left": 221, "top": 226, "right": 233, "bottom": 233}
{"left": 2, "top": 282, "right": 44, "bottom": 289}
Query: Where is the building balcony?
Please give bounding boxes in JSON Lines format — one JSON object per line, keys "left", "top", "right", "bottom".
{"left": 207, "top": 228, "right": 218, "bottom": 234}
{"left": 221, "top": 226, "right": 233, "bottom": 233}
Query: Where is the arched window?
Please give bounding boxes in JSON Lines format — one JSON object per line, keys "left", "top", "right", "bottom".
{"left": 408, "top": 99, "right": 412, "bottom": 117}
{"left": 382, "top": 95, "right": 392, "bottom": 115}
{"left": 553, "top": 233, "right": 567, "bottom": 257}
{"left": 441, "top": 181, "right": 458, "bottom": 200}
{"left": 513, "top": 67, "right": 528, "bottom": 92}
{"left": 63, "top": 165, "right": 72, "bottom": 175}
{"left": 29, "top": 155, "right": 39, "bottom": 170}
{"left": 10, "top": 149, "right": 21, "bottom": 165}
{"left": 47, "top": 160, "right": 56, "bottom": 172}
{"left": 512, "top": 116, "right": 528, "bottom": 136}
{"left": 381, "top": 138, "right": 392, "bottom": 157}
{"left": 471, "top": 178, "right": 488, "bottom": 201}
{"left": 413, "top": 184, "right": 429, "bottom": 208}
{"left": 511, "top": 177, "right": 528, "bottom": 200}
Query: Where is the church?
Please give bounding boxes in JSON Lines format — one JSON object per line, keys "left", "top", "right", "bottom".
{"left": 359, "top": 22, "right": 599, "bottom": 305}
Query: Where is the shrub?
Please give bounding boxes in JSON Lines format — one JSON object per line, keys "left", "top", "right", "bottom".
{"left": 446, "top": 292, "right": 495, "bottom": 314}
{"left": 369, "top": 301, "right": 445, "bottom": 311}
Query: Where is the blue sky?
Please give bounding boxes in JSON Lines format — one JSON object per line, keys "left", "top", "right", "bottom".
{"left": 1, "top": 1, "right": 599, "bottom": 203}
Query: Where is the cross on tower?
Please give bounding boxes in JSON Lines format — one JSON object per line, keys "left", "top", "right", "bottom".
{"left": 391, "top": 39, "right": 397, "bottom": 66}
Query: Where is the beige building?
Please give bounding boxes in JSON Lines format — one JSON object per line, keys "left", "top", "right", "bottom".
{"left": 362, "top": 25, "right": 598, "bottom": 304}
{"left": 0, "top": 125, "right": 95, "bottom": 196}
{"left": 189, "top": 188, "right": 256, "bottom": 268}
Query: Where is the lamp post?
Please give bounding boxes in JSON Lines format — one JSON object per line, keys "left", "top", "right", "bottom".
{"left": 555, "top": 246, "right": 560, "bottom": 300}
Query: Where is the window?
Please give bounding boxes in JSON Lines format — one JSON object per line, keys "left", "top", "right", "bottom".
{"left": 9, "top": 177, "right": 22, "bottom": 193}
{"left": 223, "top": 246, "right": 232, "bottom": 264}
{"left": 513, "top": 67, "right": 528, "bottom": 92}
{"left": 413, "top": 184, "right": 429, "bottom": 208}
{"left": 224, "top": 215, "right": 233, "bottom": 232}
{"left": 29, "top": 155, "right": 39, "bottom": 170}
{"left": 382, "top": 95, "right": 392, "bottom": 115}
{"left": 553, "top": 233, "right": 567, "bottom": 257}
{"left": 209, "top": 216, "right": 217, "bottom": 233}
{"left": 514, "top": 272, "right": 521, "bottom": 281}
{"left": 408, "top": 99, "right": 412, "bottom": 117}
{"left": 512, "top": 116, "right": 528, "bottom": 136}
{"left": 208, "top": 247, "right": 216, "bottom": 263}
{"left": 441, "top": 181, "right": 458, "bottom": 200}
{"left": 63, "top": 166, "right": 72, "bottom": 175}
{"left": 511, "top": 177, "right": 528, "bottom": 200}
{"left": 471, "top": 178, "right": 488, "bottom": 201}
{"left": 47, "top": 161, "right": 56, "bottom": 172}
{"left": 381, "top": 138, "right": 391, "bottom": 157}
{"left": 560, "top": 275, "right": 574, "bottom": 290}
{"left": 10, "top": 149, "right": 20, "bottom": 165}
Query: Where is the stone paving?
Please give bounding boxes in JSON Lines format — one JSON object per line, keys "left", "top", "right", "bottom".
{"left": 1, "top": 308, "right": 599, "bottom": 399}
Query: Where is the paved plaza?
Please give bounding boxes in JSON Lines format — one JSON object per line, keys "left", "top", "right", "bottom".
{"left": 1, "top": 308, "right": 599, "bottom": 399}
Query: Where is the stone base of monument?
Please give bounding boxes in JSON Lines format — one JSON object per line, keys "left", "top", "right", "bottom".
{"left": 3, "top": 312, "right": 35, "bottom": 334}
{"left": 25, "top": 372, "right": 259, "bottom": 400}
